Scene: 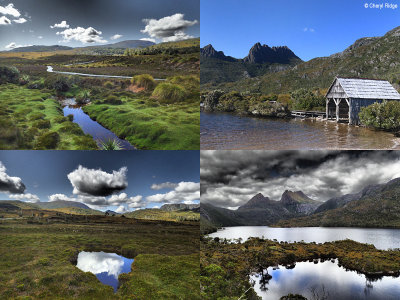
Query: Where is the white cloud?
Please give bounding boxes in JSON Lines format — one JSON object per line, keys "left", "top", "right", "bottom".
{"left": 0, "top": 161, "right": 25, "bottom": 193}
{"left": 5, "top": 42, "right": 31, "bottom": 50}
{"left": 151, "top": 182, "right": 178, "bottom": 190}
{"left": 67, "top": 165, "right": 128, "bottom": 196}
{"left": 50, "top": 21, "right": 69, "bottom": 29}
{"left": 110, "top": 34, "right": 122, "bottom": 40}
{"left": 0, "top": 3, "right": 21, "bottom": 17}
{"left": 303, "top": 27, "right": 315, "bottom": 33}
{"left": 140, "top": 37, "right": 156, "bottom": 43}
{"left": 48, "top": 193, "right": 73, "bottom": 202}
{"left": 13, "top": 17, "right": 26, "bottom": 24}
{"left": 146, "top": 181, "right": 200, "bottom": 204}
{"left": 141, "top": 13, "right": 197, "bottom": 42}
{"left": 38, "top": 36, "right": 43, "bottom": 39}
{"left": 0, "top": 16, "right": 11, "bottom": 25}
{"left": 115, "top": 205, "right": 128, "bottom": 213}
{"left": 9, "top": 193, "right": 40, "bottom": 203}
{"left": 76, "top": 252, "right": 124, "bottom": 278}
{"left": 56, "top": 26, "right": 107, "bottom": 44}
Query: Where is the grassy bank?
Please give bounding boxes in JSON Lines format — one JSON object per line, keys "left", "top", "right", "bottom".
{"left": 0, "top": 220, "right": 200, "bottom": 299}
{"left": 200, "top": 237, "right": 400, "bottom": 300}
{"left": 0, "top": 84, "right": 97, "bottom": 149}
{"left": 83, "top": 92, "right": 199, "bottom": 150}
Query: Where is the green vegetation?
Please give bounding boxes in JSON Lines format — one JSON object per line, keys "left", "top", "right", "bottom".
{"left": 360, "top": 100, "right": 400, "bottom": 132}
{"left": 0, "top": 38, "right": 200, "bottom": 150}
{"left": 290, "top": 88, "right": 325, "bottom": 111}
{"left": 201, "top": 237, "right": 400, "bottom": 300}
{"left": 83, "top": 88, "right": 199, "bottom": 150}
{"left": 0, "top": 84, "right": 97, "bottom": 149}
{"left": 0, "top": 216, "right": 199, "bottom": 299}
{"left": 99, "top": 138, "right": 124, "bottom": 150}
{"left": 125, "top": 209, "right": 200, "bottom": 222}
{"left": 131, "top": 74, "right": 156, "bottom": 91}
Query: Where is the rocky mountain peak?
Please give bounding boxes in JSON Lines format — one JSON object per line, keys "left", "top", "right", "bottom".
{"left": 201, "top": 44, "right": 231, "bottom": 60}
{"left": 243, "top": 42, "right": 300, "bottom": 64}
{"left": 238, "top": 193, "right": 272, "bottom": 209}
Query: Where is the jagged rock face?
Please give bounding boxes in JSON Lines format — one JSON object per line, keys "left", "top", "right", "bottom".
{"left": 238, "top": 193, "right": 273, "bottom": 210}
{"left": 243, "top": 43, "right": 300, "bottom": 64}
{"left": 201, "top": 44, "right": 231, "bottom": 60}
{"left": 280, "top": 190, "right": 319, "bottom": 215}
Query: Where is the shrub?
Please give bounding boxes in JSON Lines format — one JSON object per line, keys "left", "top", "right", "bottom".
{"left": 36, "top": 132, "right": 60, "bottom": 149}
{"left": 19, "top": 74, "right": 30, "bottom": 85}
{"left": 67, "top": 114, "right": 74, "bottom": 122}
{"left": 290, "top": 88, "right": 325, "bottom": 111}
{"left": 152, "top": 83, "right": 187, "bottom": 103}
{"left": 131, "top": 74, "right": 156, "bottom": 91}
{"left": 33, "top": 119, "right": 51, "bottom": 129}
{"left": 29, "top": 112, "right": 46, "bottom": 121}
{"left": 76, "top": 90, "right": 91, "bottom": 105}
{"left": 103, "top": 81, "right": 114, "bottom": 89}
{"left": 360, "top": 100, "right": 400, "bottom": 131}
{"left": 99, "top": 138, "right": 123, "bottom": 150}
{"left": 54, "top": 116, "right": 68, "bottom": 123}
{"left": 58, "top": 123, "right": 83, "bottom": 135}
{"left": 0, "top": 66, "right": 20, "bottom": 84}
{"left": 44, "top": 76, "right": 70, "bottom": 92}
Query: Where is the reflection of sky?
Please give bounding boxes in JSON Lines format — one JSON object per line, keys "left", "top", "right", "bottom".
{"left": 209, "top": 227, "right": 400, "bottom": 250}
{"left": 250, "top": 260, "right": 400, "bottom": 300}
{"left": 76, "top": 251, "right": 134, "bottom": 292}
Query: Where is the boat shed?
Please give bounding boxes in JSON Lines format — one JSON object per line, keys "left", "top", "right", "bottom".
{"left": 325, "top": 77, "right": 400, "bottom": 125}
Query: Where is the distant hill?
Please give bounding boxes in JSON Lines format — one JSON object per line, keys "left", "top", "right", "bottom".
{"left": 37, "top": 200, "right": 90, "bottom": 210}
{"left": 200, "top": 43, "right": 302, "bottom": 85}
{"left": 203, "top": 26, "right": 400, "bottom": 93}
{"left": 277, "top": 178, "right": 400, "bottom": 228}
{"left": 280, "top": 190, "right": 321, "bottom": 215}
{"left": 0, "top": 200, "right": 39, "bottom": 210}
{"left": 80, "top": 40, "right": 155, "bottom": 50}
{"left": 48, "top": 207, "right": 103, "bottom": 216}
{"left": 125, "top": 207, "right": 199, "bottom": 222}
{"left": 160, "top": 203, "right": 200, "bottom": 212}
{"left": 9, "top": 45, "right": 73, "bottom": 52}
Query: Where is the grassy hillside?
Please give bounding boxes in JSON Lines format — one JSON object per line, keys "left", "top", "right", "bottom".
{"left": 125, "top": 208, "right": 200, "bottom": 222}
{"left": 203, "top": 26, "right": 400, "bottom": 94}
{"left": 47, "top": 207, "right": 103, "bottom": 216}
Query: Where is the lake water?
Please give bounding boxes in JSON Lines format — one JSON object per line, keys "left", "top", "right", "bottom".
{"left": 250, "top": 259, "right": 400, "bottom": 300}
{"left": 208, "top": 226, "right": 400, "bottom": 250}
{"left": 200, "top": 112, "right": 400, "bottom": 150}
{"left": 63, "top": 100, "right": 135, "bottom": 150}
{"left": 76, "top": 251, "right": 134, "bottom": 292}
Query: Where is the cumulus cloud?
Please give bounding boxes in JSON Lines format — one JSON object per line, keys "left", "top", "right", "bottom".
{"left": 201, "top": 151, "right": 400, "bottom": 208}
{"left": 115, "top": 205, "right": 128, "bottom": 214}
{"left": 151, "top": 182, "right": 178, "bottom": 190}
{"left": 9, "top": 193, "right": 39, "bottom": 203}
{"left": 67, "top": 165, "right": 128, "bottom": 197}
{"left": 141, "top": 13, "right": 197, "bottom": 42}
{"left": 0, "top": 162, "right": 25, "bottom": 194}
{"left": 110, "top": 34, "right": 122, "bottom": 40}
{"left": 56, "top": 26, "right": 107, "bottom": 44}
{"left": 0, "top": 16, "right": 11, "bottom": 25}
{"left": 146, "top": 181, "right": 200, "bottom": 204}
{"left": 13, "top": 17, "right": 26, "bottom": 24}
{"left": 76, "top": 252, "right": 124, "bottom": 278}
{"left": 48, "top": 193, "right": 73, "bottom": 202}
{"left": 50, "top": 20, "right": 69, "bottom": 29}
{"left": 0, "top": 3, "right": 21, "bottom": 17}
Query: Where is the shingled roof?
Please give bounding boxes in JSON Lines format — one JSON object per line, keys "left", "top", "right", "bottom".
{"left": 327, "top": 77, "right": 400, "bottom": 100}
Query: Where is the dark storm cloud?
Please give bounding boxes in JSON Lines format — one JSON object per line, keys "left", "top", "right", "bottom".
{"left": 67, "top": 165, "right": 128, "bottom": 197}
{"left": 201, "top": 151, "right": 400, "bottom": 208}
{"left": 0, "top": 161, "right": 25, "bottom": 194}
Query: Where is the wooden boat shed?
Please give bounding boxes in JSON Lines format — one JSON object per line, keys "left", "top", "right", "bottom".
{"left": 326, "top": 77, "right": 400, "bottom": 125}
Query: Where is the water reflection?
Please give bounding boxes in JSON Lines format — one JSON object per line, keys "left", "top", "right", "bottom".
{"left": 251, "top": 260, "right": 400, "bottom": 300}
{"left": 200, "top": 112, "right": 400, "bottom": 150}
{"left": 76, "top": 251, "right": 134, "bottom": 292}
{"left": 208, "top": 227, "right": 400, "bottom": 250}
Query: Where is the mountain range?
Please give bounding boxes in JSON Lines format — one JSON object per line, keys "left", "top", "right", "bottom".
{"left": 201, "top": 26, "right": 400, "bottom": 94}
{"left": 201, "top": 177, "right": 400, "bottom": 233}
{"left": 200, "top": 43, "right": 302, "bottom": 85}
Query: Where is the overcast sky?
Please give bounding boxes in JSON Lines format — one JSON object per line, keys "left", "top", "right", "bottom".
{"left": 0, "top": 151, "right": 199, "bottom": 213}
{"left": 0, "top": 0, "right": 199, "bottom": 50}
{"left": 201, "top": 151, "right": 400, "bottom": 209}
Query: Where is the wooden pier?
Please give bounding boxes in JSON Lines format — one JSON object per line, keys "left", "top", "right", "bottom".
{"left": 291, "top": 110, "right": 326, "bottom": 118}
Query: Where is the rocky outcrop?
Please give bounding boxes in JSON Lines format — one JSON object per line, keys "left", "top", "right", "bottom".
{"left": 201, "top": 44, "right": 236, "bottom": 61}
{"left": 280, "top": 190, "right": 320, "bottom": 215}
{"left": 243, "top": 43, "right": 301, "bottom": 64}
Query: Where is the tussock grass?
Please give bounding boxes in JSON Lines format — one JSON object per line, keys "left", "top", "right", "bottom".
{"left": 131, "top": 74, "right": 156, "bottom": 91}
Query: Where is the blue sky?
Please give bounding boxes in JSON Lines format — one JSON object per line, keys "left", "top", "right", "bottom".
{"left": 201, "top": 0, "right": 400, "bottom": 61}
{"left": 0, "top": 151, "right": 199, "bottom": 213}
{"left": 0, "top": 0, "right": 199, "bottom": 50}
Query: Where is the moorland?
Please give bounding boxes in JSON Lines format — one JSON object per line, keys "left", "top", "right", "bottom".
{"left": 0, "top": 200, "right": 200, "bottom": 299}
{"left": 0, "top": 38, "right": 200, "bottom": 150}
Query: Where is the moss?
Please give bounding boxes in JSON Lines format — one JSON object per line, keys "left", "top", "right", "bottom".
{"left": 35, "top": 131, "right": 60, "bottom": 149}
{"left": 32, "top": 119, "right": 51, "bottom": 129}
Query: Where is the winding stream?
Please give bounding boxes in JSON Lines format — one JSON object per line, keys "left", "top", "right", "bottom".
{"left": 62, "top": 98, "right": 135, "bottom": 150}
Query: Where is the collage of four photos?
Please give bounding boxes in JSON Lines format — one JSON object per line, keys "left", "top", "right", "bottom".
{"left": 0, "top": 0, "right": 400, "bottom": 299}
